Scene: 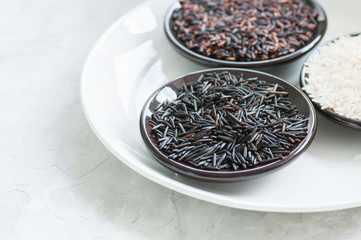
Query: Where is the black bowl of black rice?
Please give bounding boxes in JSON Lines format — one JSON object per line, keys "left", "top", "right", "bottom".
{"left": 164, "top": 0, "right": 327, "bottom": 68}
{"left": 140, "top": 68, "right": 318, "bottom": 182}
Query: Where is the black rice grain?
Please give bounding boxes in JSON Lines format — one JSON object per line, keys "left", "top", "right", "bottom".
{"left": 150, "top": 71, "right": 308, "bottom": 171}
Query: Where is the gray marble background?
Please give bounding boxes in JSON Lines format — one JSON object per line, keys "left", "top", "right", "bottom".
{"left": 1, "top": 0, "right": 361, "bottom": 239}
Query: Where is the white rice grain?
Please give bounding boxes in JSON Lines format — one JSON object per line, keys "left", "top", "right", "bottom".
{"left": 303, "top": 35, "right": 361, "bottom": 120}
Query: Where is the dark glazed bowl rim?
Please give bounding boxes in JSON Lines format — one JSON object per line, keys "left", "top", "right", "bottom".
{"left": 140, "top": 68, "right": 318, "bottom": 182}
{"left": 300, "top": 32, "right": 361, "bottom": 130}
{"left": 164, "top": 0, "right": 328, "bottom": 68}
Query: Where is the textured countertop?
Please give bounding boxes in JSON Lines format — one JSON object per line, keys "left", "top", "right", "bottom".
{"left": 1, "top": 0, "right": 361, "bottom": 239}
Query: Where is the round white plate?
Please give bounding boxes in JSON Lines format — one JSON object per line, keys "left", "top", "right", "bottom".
{"left": 81, "top": 0, "right": 361, "bottom": 212}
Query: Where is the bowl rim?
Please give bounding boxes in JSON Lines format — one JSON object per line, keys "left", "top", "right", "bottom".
{"left": 164, "top": 0, "right": 328, "bottom": 68}
{"left": 140, "top": 68, "right": 318, "bottom": 182}
{"left": 300, "top": 32, "right": 361, "bottom": 130}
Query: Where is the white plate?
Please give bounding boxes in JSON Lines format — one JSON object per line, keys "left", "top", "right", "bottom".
{"left": 81, "top": 0, "right": 361, "bottom": 212}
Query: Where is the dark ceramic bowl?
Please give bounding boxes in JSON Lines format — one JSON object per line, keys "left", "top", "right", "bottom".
{"left": 300, "top": 33, "right": 361, "bottom": 130}
{"left": 164, "top": 0, "right": 327, "bottom": 68}
{"left": 140, "top": 68, "right": 318, "bottom": 182}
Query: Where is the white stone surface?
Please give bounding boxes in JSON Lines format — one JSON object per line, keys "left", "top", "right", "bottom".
{"left": 1, "top": 0, "right": 361, "bottom": 239}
